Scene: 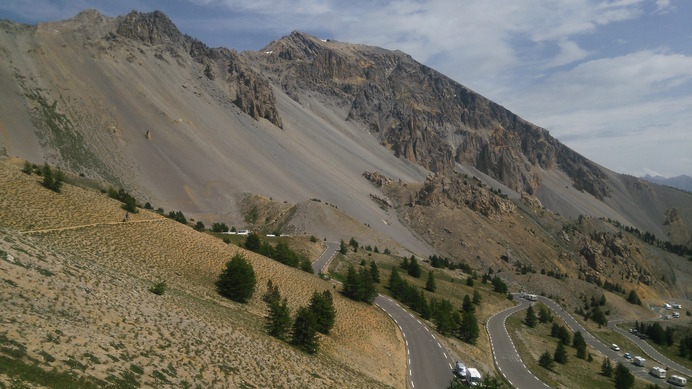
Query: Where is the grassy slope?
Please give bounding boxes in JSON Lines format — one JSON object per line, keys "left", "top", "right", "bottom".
{"left": 0, "top": 160, "right": 405, "bottom": 388}
{"left": 505, "top": 304, "right": 652, "bottom": 389}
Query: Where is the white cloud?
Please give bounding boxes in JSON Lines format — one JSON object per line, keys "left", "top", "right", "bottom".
{"left": 544, "top": 39, "right": 593, "bottom": 68}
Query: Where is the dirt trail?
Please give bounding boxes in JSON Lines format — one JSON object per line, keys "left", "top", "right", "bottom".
{"left": 20, "top": 218, "right": 166, "bottom": 234}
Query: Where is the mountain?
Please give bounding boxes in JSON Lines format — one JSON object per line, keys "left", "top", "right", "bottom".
{"left": 2, "top": 10, "right": 692, "bottom": 388}
{"left": 642, "top": 174, "right": 692, "bottom": 193}
{"left": 0, "top": 9, "right": 690, "bottom": 254}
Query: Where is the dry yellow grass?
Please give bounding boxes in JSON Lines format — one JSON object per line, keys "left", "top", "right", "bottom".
{"left": 0, "top": 160, "right": 405, "bottom": 388}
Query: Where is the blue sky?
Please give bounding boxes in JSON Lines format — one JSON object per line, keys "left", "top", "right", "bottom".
{"left": 2, "top": 0, "right": 691, "bottom": 177}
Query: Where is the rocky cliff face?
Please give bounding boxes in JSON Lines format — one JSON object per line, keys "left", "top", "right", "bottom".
{"left": 415, "top": 173, "right": 516, "bottom": 220}
{"left": 114, "top": 11, "right": 282, "bottom": 128}
{"left": 246, "top": 32, "right": 607, "bottom": 198}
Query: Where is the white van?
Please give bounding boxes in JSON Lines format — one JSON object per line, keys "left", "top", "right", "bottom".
{"left": 466, "top": 368, "right": 482, "bottom": 386}
{"left": 527, "top": 294, "right": 537, "bottom": 301}
{"left": 633, "top": 356, "right": 646, "bottom": 367}
{"left": 668, "top": 375, "right": 687, "bottom": 387}
{"left": 650, "top": 366, "right": 666, "bottom": 379}
{"left": 673, "top": 312, "right": 680, "bottom": 318}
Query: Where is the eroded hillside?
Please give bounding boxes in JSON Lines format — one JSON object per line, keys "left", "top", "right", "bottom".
{"left": 371, "top": 170, "right": 692, "bottom": 304}
{"left": 0, "top": 160, "right": 405, "bottom": 388}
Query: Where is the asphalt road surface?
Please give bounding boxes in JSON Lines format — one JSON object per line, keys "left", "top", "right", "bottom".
{"left": 486, "top": 297, "right": 549, "bottom": 389}
{"left": 313, "top": 243, "right": 454, "bottom": 388}
{"left": 312, "top": 241, "right": 340, "bottom": 275}
{"left": 376, "top": 296, "right": 455, "bottom": 389}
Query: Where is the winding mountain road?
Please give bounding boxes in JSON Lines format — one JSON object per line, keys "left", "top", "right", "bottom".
{"left": 487, "top": 294, "right": 686, "bottom": 388}
{"left": 486, "top": 297, "right": 548, "bottom": 389}
{"left": 313, "top": 243, "right": 454, "bottom": 389}
{"left": 609, "top": 317, "right": 692, "bottom": 378}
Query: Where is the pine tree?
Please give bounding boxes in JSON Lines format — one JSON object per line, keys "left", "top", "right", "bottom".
{"left": 343, "top": 265, "right": 359, "bottom": 300}
{"left": 573, "top": 331, "right": 587, "bottom": 359}
{"left": 538, "top": 351, "right": 554, "bottom": 370}
{"left": 554, "top": 342, "right": 568, "bottom": 364}
{"left": 462, "top": 295, "right": 475, "bottom": 313}
{"left": 538, "top": 305, "right": 552, "bottom": 323}
{"left": 418, "top": 290, "right": 431, "bottom": 320}
{"left": 349, "top": 237, "right": 358, "bottom": 251}
{"left": 291, "top": 306, "right": 319, "bottom": 354}
{"left": 262, "top": 279, "right": 280, "bottom": 304}
{"left": 472, "top": 289, "right": 482, "bottom": 305}
{"left": 357, "top": 266, "right": 377, "bottom": 304}
{"left": 459, "top": 311, "right": 479, "bottom": 344}
{"left": 339, "top": 239, "right": 348, "bottom": 254}
{"left": 614, "top": 362, "right": 635, "bottom": 389}
{"left": 216, "top": 254, "right": 256, "bottom": 303}
{"left": 266, "top": 297, "right": 292, "bottom": 339}
{"left": 601, "top": 357, "right": 613, "bottom": 377}
{"left": 525, "top": 305, "right": 537, "bottom": 327}
{"left": 408, "top": 256, "right": 421, "bottom": 278}
{"left": 309, "top": 290, "right": 336, "bottom": 334}
{"left": 244, "top": 233, "right": 261, "bottom": 252}
{"left": 299, "top": 257, "right": 313, "bottom": 273}
{"left": 370, "top": 261, "right": 380, "bottom": 283}
{"left": 388, "top": 267, "right": 403, "bottom": 297}
{"left": 425, "top": 271, "right": 436, "bottom": 292}
{"left": 41, "top": 163, "right": 64, "bottom": 193}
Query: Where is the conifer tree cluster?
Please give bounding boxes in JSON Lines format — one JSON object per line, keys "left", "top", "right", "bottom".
{"left": 244, "top": 234, "right": 313, "bottom": 273}
{"left": 263, "top": 280, "right": 336, "bottom": 354}
{"left": 388, "top": 267, "right": 479, "bottom": 344}
{"left": 343, "top": 264, "right": 377, "bottom": 303}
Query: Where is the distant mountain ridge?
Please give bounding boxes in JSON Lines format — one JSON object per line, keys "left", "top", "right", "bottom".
{"left": 642, "top": 174, "right": 692, "bottom": 193}
{"left": 0, "top": 9, "right": 690, "bottom": 250}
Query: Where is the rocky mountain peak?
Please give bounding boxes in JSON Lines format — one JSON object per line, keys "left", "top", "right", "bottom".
{"left": 261, "top": 30, "right": 327, "bottom": 62}
{"left": 249, "top": 36, "right": 610, "bottom": 197}
{"left": 116, "top": 10, "right": 183, "bottom": 46}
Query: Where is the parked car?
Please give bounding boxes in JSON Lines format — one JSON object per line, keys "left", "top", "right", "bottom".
{"left": 623, "top": 353, "right": 632, "bottom": 359}
{"left": 453, "top": 361, "right": 467, "bottom": 379}
{"left": 611, "top": 344, "right": 620, "bottom": 351}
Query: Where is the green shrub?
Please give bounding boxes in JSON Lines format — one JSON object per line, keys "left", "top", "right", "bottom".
{"left": 538, "top": 351, "right": 554, "bottom": 370}
{"left": 149, "top": 280, "right": 167, "bottom": 295}
{"left": 40, "top": 163, "right": 64, "bottom": 193}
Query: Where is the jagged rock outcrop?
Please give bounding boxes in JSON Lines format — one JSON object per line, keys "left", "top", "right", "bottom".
{"left": 415, "top": 174, "right": 516, "bottom": 220}
{"left": 246, "top": 31, "right": 608, "bottom": 198}
{"left": 576, "top": 231, "right": 653, "bottom": 285}
{"left": 363, "top": 171, "right": 395, "bottom": 187}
